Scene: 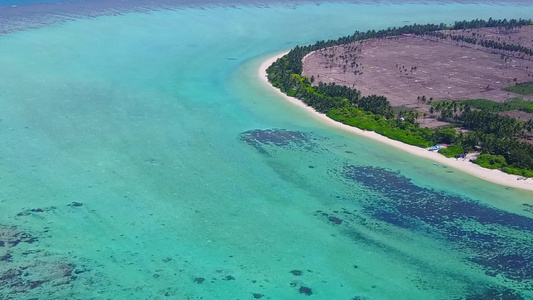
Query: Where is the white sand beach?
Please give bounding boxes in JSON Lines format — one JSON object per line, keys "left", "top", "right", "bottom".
{"left": 259, "top": 52, "right": 533, "bottom": 192}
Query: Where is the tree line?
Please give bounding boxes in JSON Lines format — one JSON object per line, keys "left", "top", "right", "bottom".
{"left": 428, "top": 100, "right": 533, "bottom": 175}
{"left": 429, "top": 32, "right": 533, "bottom": 57}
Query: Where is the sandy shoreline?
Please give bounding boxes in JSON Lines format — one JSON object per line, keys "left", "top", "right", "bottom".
{"left": 258, "top": 52, "right": 533, "bottom": 192}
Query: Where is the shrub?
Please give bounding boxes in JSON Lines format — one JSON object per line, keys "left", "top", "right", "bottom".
{"left": 474, "top": 154, "right": 507, "bottom": 169}
{"left": 502, "top": 166, "right": 533, "bottom": 177}
{"left": 439, "top": 145, "right": 464, "bottom": 158}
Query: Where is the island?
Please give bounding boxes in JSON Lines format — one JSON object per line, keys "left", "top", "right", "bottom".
{"left": 262, "top": 18, "right": 533, "bottom": 191}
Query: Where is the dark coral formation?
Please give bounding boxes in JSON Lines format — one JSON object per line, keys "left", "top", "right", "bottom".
{"left": 523, "top": 203, "right": 533, "bottom": 214}
{"left": 15, "top": 206, "right": 57, "bottom": 217}
{"left": 464, "top": 286, "right": 525, "bottom": 300}
{"left": 223, "top": 275, "right": 235, "bottom": 281}
{"left": 314, "top": 209, "right": 357, "bottom": 226}
{"left": 0, "top": 261, "right": 83, "bottom": 295}
{"left": 290, "top": 270, "right": 303, "bottom": 276}
{"left": 0, "top": 224, "right": 90, "bottom": 299}
{"left": 0, "top": 225, "right": 38, "bottom": 247}
{"left": 0, "top": 268, "right": 42, "bottom": 292}
{"left": 0, "top": 252, "right": 12, "bottom": 262}
{"left": 343, "top": 166, "right": 533, "bottom": 285}
{"left": 240, "top": 129, "right": 317, "bottom": 156}
{"left": 193, "top": 277, "right": 205, "bottom": 284}
{"left": 299, "top": 286, "right": 313, "bottom": 295}
{"left": 344, "top": 167, "right": 533, "bottom": 230}
{"left": 328, "top": 216, "right": 343, "bottom": 225}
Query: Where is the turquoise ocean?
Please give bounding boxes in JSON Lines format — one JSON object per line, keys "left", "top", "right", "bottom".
{"left": 0, "top": 1, "right": 532, "bottom": 299}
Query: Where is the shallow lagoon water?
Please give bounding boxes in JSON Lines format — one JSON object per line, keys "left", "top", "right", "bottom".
{"left": 0, "top": 1, "right": 532, "bottom": 299}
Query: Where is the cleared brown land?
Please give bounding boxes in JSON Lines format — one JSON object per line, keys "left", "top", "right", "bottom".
{"left": 501, "top": 110, "right": 533, "bottom": 121}
{"left": 301, "top": 26, "right": 533, "bottom": 127}
{"left": 446, "top": 26, "right": 533, "bottom": 51}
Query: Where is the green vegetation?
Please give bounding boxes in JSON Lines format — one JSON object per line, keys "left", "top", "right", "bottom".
{"left": 451, "top": 18, "right": 532, "bottom": 30}
{"left": 504, "top": 81, "right": 533, "bottom": 95}
{"left": 427, "top": 100, "right": 533, "bottom": 176}
{"left": 266, "top": 18, "right": 533, "bottom": 177}
{"left": 430, "top": 18, "right": 533, "bottom": 57}
{"left": 438, "top": 145, "right": 464, "bottom": 158}
{"left": 434, "top": 33, "right": 533, "bottom": 57}
{"left": 392, "top": 106, "right": 418, "bottom": 115}
{"left": 474, "top": 154, "right": 507, "bottom": 169}
{"left": 327, "top": 107, "right": 433, "bottom": 147}
{"left": 503, "top": 166, "right": 533, "bottom": 177}
{"left": 432, "top": 127, "right": 458, "bottom": 144}
{"left": 430, "top": 98, "right": 533, "bottom": 113}
{"left": 461, "top": 110, "right": 523, "bottom": 137}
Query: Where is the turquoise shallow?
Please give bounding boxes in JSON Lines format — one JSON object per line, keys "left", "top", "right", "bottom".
{"left": 0, "top": 1, "right": 532, "bottom": 299}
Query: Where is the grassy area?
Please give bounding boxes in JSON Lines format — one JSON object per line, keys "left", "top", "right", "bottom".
{"left": 504, "top": 81, "right": 533, "bottom": 95}
{"left": 327, "top": 107, "right": 434, "bottom": 148}
{"left": 430, "top": 98, "right": 533, "bottom": 113}
{"left": 438, "top": 145, "right": 464, "bottom": 158}
{"left": 392, "top": 106, "right": 418, "bottom": 115}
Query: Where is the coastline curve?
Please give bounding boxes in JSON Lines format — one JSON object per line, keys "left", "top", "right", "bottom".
{"left": 258, "top": 52, "right": 533, "bottom": 192}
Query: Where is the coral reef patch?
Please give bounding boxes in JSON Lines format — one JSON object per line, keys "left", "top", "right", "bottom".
{"left": 240, "top": 129, "right": 318, "bottom": 156}
{"left": 342, "top": 166, "right": 533, "bottom": 288}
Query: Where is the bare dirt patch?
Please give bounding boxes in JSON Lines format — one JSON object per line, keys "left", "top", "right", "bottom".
{"left": 500, "top": 110, "right": 533, "bottom": 121}
{"left": 302, "top": 26, "right": 533, "bottom": 111}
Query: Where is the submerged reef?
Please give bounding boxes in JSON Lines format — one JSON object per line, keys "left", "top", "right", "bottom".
{"left": 0, "top": 224, "right": 91, "bottom": 299}
{"left": 240, "top": 129, "right": 318, "bottom": 156}
{"left": 343, "top": 166, "right": 533, "bottom": 290}
{"left": 0, "top": 225, "right": 38, "bottom": 247}
{"left": 464, "top": 286, "right": 525, "bottom": 300}
{"left": 523, "top": 203, "right": 533, "bottom": 215}
{"left": 15, "top": 206, "right": 57, "bottom": 217}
